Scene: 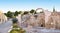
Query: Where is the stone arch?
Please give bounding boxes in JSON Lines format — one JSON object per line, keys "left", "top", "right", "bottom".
{"left": 36, "top": 8, "right": 44, "bottom": 13}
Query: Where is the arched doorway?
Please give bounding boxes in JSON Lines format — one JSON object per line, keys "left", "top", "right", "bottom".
{"left": 41, "top": 24, "right": 44, "bottom": 27}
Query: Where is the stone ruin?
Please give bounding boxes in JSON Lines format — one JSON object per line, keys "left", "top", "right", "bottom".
{"left": 17, "top": 9, "right": 60, "bottom": 29}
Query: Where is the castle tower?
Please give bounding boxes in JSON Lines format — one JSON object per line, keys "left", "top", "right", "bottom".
{"left": 53, "top": 7, "right": 55, "bottom": 12}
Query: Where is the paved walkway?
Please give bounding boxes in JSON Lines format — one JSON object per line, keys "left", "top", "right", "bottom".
{"left": 0, "top": 20, "right": 12, "bottom": 33}
{"left": 23, "top": 27, "right": 60, "bottom": 33}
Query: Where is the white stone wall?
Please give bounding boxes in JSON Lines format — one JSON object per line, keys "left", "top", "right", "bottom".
{"left": 44, "top": 10, "right": 51, "bottom": 23}
{"left": 0, "top": 11, "right": 7, "bottom": 24}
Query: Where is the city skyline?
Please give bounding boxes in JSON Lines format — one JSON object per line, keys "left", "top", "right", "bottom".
{"left": 0, "top": 0, "right": 60, "bottom": 13}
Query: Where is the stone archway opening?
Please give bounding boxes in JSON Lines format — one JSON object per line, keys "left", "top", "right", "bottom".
{"left": 41, "top": 24, "right": 44, "bottom": 27}
{"left": 36, "top": 8, "right": 44, "bottom": 13}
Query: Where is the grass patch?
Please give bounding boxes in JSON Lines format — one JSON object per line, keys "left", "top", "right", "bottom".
{"left": 10, "top": 23, "right": 26, "bottom": 33}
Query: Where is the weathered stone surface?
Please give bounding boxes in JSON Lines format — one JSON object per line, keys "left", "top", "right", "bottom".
{"left": 46, "top": 12, "right": 60, "bottom": 29}
{"left": 17, "top": 11, "right": 60, "bottom": 29}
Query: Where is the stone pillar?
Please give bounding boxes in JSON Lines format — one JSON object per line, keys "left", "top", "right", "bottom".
{"left": 16, "top": 14, "right": 21, "bottom": 27}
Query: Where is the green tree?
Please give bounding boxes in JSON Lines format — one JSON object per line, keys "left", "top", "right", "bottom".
{"left": 6, "top": 11, "right": 13, "bottom": 18}
{"left": 30, "top": 9, "right": 35, "bottom": 14}
{"left": 23, "top": 11, "right": 29, "bottom": 15}
{"left": 14, "top": 11, "right": 19, "bottom": 16}
{"left": 18, "top": 11, "right": 22, "bottom": 14}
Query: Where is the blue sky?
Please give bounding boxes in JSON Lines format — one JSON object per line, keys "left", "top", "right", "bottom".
{"left": 0, "top": 0, "right": 60, "bottom": 13}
